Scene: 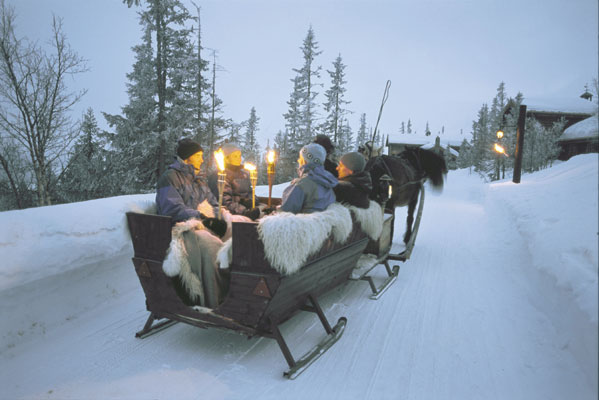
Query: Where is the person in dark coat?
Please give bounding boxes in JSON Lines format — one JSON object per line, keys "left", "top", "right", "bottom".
{"left": 334, "top": 151, "right": 372, "bottom": 209}
{"left": 155, "top": 138, "right": 229, "bottom": 308}
{"left": 280, "top": 143, "right": 338, "bottom": 214}
{"left": 156, "top": 138, "right": 227, "bottom": 235}
{"left": 314, "top": 134, "right": 338, "bottom": 178}
{"left": 219, "top": 143, "right": 261, "bottom": 220}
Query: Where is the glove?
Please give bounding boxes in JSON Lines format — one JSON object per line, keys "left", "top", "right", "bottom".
{"left": 242, "top": 207, "right": 261, "bottom": 221}
{"left": 202, "top": 217, "right": 227, "bottom": 238}
{"left": 262, "top": 206, "right": 276, "bottom": 215}
{"left": 239, "top": 197, "right": 253, "bottom": 209}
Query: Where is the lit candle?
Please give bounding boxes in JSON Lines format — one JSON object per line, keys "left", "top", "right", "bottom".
{"left": 214, "top": 149, "right": 226, "bottom": 219}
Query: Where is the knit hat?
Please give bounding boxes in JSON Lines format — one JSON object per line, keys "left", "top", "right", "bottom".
{"left": 177, "top": 138, "right": 203, "bottom": 160}
{"left": 313, "top": 134, "right": 334, "bottom": 154}
{"left": 300, "top": 143, "right": 326, "bottom": 165}
{"left": 222, "top": 142, "right": 241, "bottom": 156}
{"left": 339, "top": 152, "right": 366, "bottom": 173}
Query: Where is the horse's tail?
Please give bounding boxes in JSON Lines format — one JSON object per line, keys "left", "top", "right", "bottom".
{"left": 417, "top": 148, "right": 448, "bottom": 191}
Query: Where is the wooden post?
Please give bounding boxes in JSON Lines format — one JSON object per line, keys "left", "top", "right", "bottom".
{"left": 512, "top": 104, "right": 526, "bottom": 184}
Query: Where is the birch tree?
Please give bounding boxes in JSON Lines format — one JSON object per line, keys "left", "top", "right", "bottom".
{"left": 0, "top": 2, "right": 87, "bottom": 206}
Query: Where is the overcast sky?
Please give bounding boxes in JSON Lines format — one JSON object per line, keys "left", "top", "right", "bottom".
{"left": 9, "top": 0, "right": 599, "bottom": 147}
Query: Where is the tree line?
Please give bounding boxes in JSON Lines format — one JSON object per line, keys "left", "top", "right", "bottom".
{"left": 1, "top": 0, "right": 584, "bottom": 210}
{"left": 0, "top": 0, "right": 388, "bottom": 210}
{"left": 456, "top": 81, "right": 571, "bottom": 181}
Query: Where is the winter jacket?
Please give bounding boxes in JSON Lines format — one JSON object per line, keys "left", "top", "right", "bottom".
{"left": 156, "top": 159, "right": 219, "bottom": 223}
{"left": 324, "top": 157, "right": 339, "bottom": 178}
{"left": 280, "top": 163, "right": 338, "bottom": 214}
{"left": 333, "top": 170, "right": 373, "bottom": 209}
{"left": 222, "top": 165, "right": 254, "bottom": 214}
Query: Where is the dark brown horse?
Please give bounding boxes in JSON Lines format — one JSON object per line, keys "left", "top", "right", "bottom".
{"left": 361, "top": 145, "right": 447, "bottom": 244}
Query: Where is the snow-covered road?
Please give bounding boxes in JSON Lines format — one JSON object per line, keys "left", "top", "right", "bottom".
{"left": 1, "top": 160, "right": 596, "bottom": 399}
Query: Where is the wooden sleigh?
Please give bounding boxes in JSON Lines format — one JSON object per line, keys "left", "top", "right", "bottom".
{"left": 349, "top": 182, "right": 425, "bottom": 299}
{"left": 126, "top": 198, "right": 369, "bottom": 379}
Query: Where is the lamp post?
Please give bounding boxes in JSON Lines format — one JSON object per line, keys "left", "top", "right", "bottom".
{"left": 266, "top": 150, "right": 276, "bottom": 207}
{"left": 498, "top": 100, "right": 526, "bottom": 184}
{"left": 244, "top": 163, "right": 257, "bottom": 208}
{"left": 214, "top": 149, "right": 226, "bottom": 219}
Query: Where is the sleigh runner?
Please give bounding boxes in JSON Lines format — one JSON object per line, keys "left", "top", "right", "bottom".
{"left": 126, "top": 205, "right": 369, "bottom": 379}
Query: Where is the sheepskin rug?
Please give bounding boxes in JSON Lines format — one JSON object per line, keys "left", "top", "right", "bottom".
{"left": 346, "top": 200, "right": 384, "bottom": 240}
{"left": 124, "top": 199, "right": 249, "bottom": 303}
{"left": 217, "top": 202, "right": 353, "bottom": 275}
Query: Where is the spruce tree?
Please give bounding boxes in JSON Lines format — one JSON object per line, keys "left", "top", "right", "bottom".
{"left": 293, "top": 27, "right": 322, "bottom": 142}
{"left": 243, "top": 107, "right": 261, "bottom": 164}
{"left": 321, "top": 54, "right": 351, "bottom": 144}
{"left": 355, "top": 113, "right": 368, "bottom": 150}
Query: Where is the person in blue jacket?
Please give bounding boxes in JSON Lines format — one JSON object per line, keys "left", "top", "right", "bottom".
{"left": 280, "top": 143, "right": 338, "bottom": 214}
{"left": 156, "top": 138, "right": 226, "bottom": 236}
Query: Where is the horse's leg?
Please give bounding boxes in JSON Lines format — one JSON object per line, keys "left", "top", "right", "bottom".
{"left": 403, "top": 190, "right": 418, "bottom": 244}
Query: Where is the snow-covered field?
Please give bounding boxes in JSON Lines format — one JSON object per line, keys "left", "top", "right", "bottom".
{"left": 0, "top": 154, "right": 597, "bottom": 399}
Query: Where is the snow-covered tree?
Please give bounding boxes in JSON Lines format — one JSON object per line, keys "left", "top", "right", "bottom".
{"left": 292, "top": 26, "right": 322, "bottom": 142}
{"left": 355, "top": 113, "right": 368, "bottom": 150}
{"left": 321, "top": 54, "right": 351, "bottom": 144}
{"left": 242, "top": 107, "right": 260, "bottom": 164}
{"left": 0, "top": 3, "right": 87, "bottom": 207}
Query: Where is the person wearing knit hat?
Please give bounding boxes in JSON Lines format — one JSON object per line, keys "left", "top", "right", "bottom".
{"left": 176, "top": 138, "right": 203, "bottom": 162}
{"left": 313, "top": 134, "right": 339, "bottom": 177}
{"left": 155, "top": 137, "right": 229, "bottom": 307}
{"left": 279, "top": 143, "right": 338, "bottom": 214}
{"left": 334, "top": 151, "right": 373, "bottom": 209}
{"left": 213, "top": 142, "right": 261, "bottom": 220}
{"left": 157, "top": 138, "right": 225, "bottom": 233}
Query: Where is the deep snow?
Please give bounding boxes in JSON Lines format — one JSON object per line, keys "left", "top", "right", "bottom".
{"left": 0, "top": 154, "right": 597, "bottom": 399}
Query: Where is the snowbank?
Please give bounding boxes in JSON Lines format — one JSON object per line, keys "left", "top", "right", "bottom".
{"left": 0, "top": 193, "right": 154, "bottom": 292}
{"left": 490, "top": 154, "right": 598, "bottom": 324}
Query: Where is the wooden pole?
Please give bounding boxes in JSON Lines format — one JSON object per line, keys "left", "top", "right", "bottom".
{"left": 512, "top": 104, "right": 527, "bottom": 184}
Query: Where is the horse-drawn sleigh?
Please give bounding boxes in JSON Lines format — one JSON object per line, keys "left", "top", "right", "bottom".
{"left": 125, "top": 147, "right": 446, "bottom": 379}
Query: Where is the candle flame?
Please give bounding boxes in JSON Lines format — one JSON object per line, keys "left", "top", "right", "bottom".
{"left": 267, "top": 150, "right": 276, "bottom": 164}
{"left": 214, "top": 149, "right": 225, "bottom": 171}
{"left": 496, "top": 130, "right": 504, "bottom": 139}
{"left": 244, "top": 163, "right": 256, "bottom": 171}
{"left": 494, "top": 143, "right": 506, "bottom": 154}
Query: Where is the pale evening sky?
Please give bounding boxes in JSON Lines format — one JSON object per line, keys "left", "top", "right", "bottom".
{"left": 9, "top": 0, "right": 599, "bottom": 147}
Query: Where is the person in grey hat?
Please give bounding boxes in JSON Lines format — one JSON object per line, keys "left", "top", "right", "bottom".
{"left": 334, "top": 151, "right": 373, "bottom": 208}
{"left": 279, "top": 143, "right": 338, "bottom": 213}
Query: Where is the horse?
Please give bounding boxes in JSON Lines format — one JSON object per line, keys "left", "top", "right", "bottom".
{"left": 358, "top": 142, "right": 447, "bottom": 244}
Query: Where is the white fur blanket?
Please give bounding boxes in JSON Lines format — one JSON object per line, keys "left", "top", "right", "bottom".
{"left": 124, "top": 200, "right": 249, "bottom": 303}
{"left": 217, "top": 202, "right": 353, "bottom": 275}
{"left": 347, "top": 200, "right": 384, "bottom": 241}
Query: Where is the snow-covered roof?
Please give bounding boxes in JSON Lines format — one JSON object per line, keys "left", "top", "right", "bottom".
{"left": 387, "top": 136, "right": 429, "bottom": 145}
{"left": 559, "top": 115, "right": 599, "bottom": 141}
{"left": 388, "top": 136, "right": 464, "bottom": 148}
{"left": 525, "top": 97, "right": 597, "bottom": 115}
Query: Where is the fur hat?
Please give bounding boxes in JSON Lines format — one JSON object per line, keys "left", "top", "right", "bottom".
{"left": 313, "top": 134, "right": 334, "bottom": 154}
{"left": 339, "top": 152, "right": 366, "bottom": 173}
{"left": 221, "top": 142, "right": 241, "bottom": 156}
{"left": 300, "top": 143, "right": 326, "bottom": 165}
{"left": 177, "top": 138, "right": 203, "bottom": 160}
